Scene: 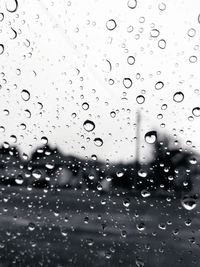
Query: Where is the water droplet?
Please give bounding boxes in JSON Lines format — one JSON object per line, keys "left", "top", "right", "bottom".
{"left": 21, "top": 90, "right": 30, "bottom": 101}
{"left": 45, "top": 162, "right": 55, "bottom": 170}
{"left": 5, "top": 0, "right": 18, "bottom": 13}
{"left": 192, "top": 107, "right": 200, "bottom": 117}
{"left": 138, "top": 169, "right": 147, "bottom": 178}
{"left": 83, "top": 120, "right": 95, "bottom": 132}
{"left": 187, "top": 28, "right": 196, "bottom": 37}
{"left": 136, "top": 95, "right": 145, "bottom": 104}
{"left": 158, "top": 39, "right": 166, "bottom": 49}
{"left": 82, "top": 102, "right": 89, "bottom": 110}
{"left": 141, "top": 189, "right": 151, "bottom": 198}
{"left": 145, "top": 131, "right": 157, "bottom": 144}
{"left": 173, "top": 91, "right": 184, "bottom": 103}
{"left": 181, "top": 196, "right": 197, "bottom": 210}
{"left": 198, "top": 14, "right": 200, "bottom": 24}
{"left": 41, "top": 136, "right": 48, "bottom": 145}
{"left": 32, "top": 170, "right": 42, "bottom": 179}
{"left": 60, "top": 227, "right": 68, "bottom": 237}
{"left": 15, "top": 175, "right": 23, "bottom": 185}
{"left": 136, "top": 222, "right": 145, "bottom": 231}
{"left": 0, "top": 126, "right": 5, "bottom": 132}
{"left": 0, "top": 44, "right": 4, "bottom": 55}
{"left": 24, "top": 109, "right": 31, "bottom": 118}
{"left": 94, "top": 138, "right": 103, "bottom": 147}
{"left": 127, "top": 56, "right": 135, "bottom": 65}
{"left": 123, "top": 78, "right": 132, "bottom": 89}
{"left": 122, "top": 198, "right": 130, "bottom": 209}
{"left": 155, "top": 81, "right": 164, "bottom": 90}
{"left": 0, "top": 13, "right": 4, "bottom": 22}
{"left": 189, "top": 55, "right": 197, "bottom": 63}
{"left": 158, "top": 2, "right": 166, "bottom": 11}
{"left": 110, "top": 111, "right": 116, "bottom": 118}
{"left": 150, "top": 29, "right": 160, "bottom": 38}
{"left": 28, "top": 222, "right": 36, "bottom": 231}
{"left": 106, "top": 19, "right": 117, "bottom": 31}
{"left": 10, "top": 135, "right": 17, "bottom": 143}
{"left": 127, "top": 0, "right": 137, "bottom": 9}
{"left": 10, "top": 27, "right": 17, "bottom": 39}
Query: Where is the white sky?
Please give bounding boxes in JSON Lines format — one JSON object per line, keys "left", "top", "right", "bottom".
{"left": 0, "top": 0, "right": 200, "bottom": 162}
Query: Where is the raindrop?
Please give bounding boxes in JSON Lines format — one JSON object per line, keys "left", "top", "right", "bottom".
{"left": 0, "top": 44, "right": 4, "bottom": 55}
{"left": 145, "top": 131, "right": 157, "bottom": 144}
{"left": 41, "top": 136, "right": 48, "bottom": 145}
{"left": 123, "top": 78, "right": 132, "bottom": 89}
{"left": 173, "top": 91, "right": 184, "bottom": 103}
{"left": 187, "top": 28, "right": 196, "bottom": 37}
{"left": 21, "top": 90, "right": 30, "bottom": 101}
{"left": 150, "top": 29, "right": 160, "bottom": 38}
{"left": 198, "top": 14, "right": 200, "bottom": 24}
{"left": 28, "top": 222, "right": 36, "bottom": 231}
{"left": 158, "top": 2, "right": 166, "bottom": 11}
{"left": 0, "top": 13, "right": 4, "bottom": 22}
{"left": 110, "top": 111, "right": 116, "bottom": 118}
{"left": 83, "top": 120, "right": 95, "bottom": 132}
{"left": 10, "top": 27, "right": 17, "bottom": 39}
{"left": 127, "top": 0, "right": 137, "bottom": 9}
{"left": 106, "top": 19, "right": 117, "bottom": 31}
{"left": 136, "top": 222, "right": 145, "bottom": 231}
{"left": 189, "top": 55, "right": 197, "bottom": 63}
{"left": 5, "top": 0, "right": 18, "bottom": 13}
{"left": 32, "top": 170, "right": 42, "bottom": 179}
{"left": 94, "top": 138, "right": 103, "bottom": 147}
{"left": 127, "top": 56, "right": 135, "bottom": 65}
{"left": 155, "top": 81, "right": 164, "bottom": 90}
{"left": 141, "top": 189, "right": 151, "bottom": 198}
{"left": 15, "top": 175, "right": 23, "bottom": 185}
{"left": 24, "top": 109, "right": 31, "bottom": 118}
{"left": 136, "top": 95, "right": 145, "bottom": 104}
{"left": 60, "top": 228, "right": 68, "bottom": 237}
{"left": 123, "top": 198, "right": 130, "bottom": 207}
{"left": 192, "top": 107, "right": 200, "bottom": 117}
{"left": 45, "top": 162, "right": 55, "bottom": 170}
{"left": 158, "top": 39, "right": 166, "bottom": 49}
{"left": 0, "top": 126, "right": 5, "bottom": 132}
{"left": 82, "top": 102, "right": 89, "bottom": 110}
{"left": 10, "top": 135, "right": 17, "bottom": 143}
{"left": 181, "top": 196, "right": 197, "bottom": 210}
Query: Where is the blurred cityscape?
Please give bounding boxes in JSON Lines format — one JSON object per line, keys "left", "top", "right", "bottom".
{"left": 0, "top": 134, "right": 199, "bottom": 197}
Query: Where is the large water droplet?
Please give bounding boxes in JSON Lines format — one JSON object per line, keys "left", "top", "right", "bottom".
{"left": 155, "top": 81, "right": 164, "bottom": 90}
{"left": 32, "top": 170, "right": 42, "bottom": 179}
{"left": 127, "top": 56, "right": 135, "bottom": 65}
{"left": 158, "top": 39, "right": 166, "bottom": 49}
{"left": 123, "top": 78, "right": 132, "bottom": 89}
{"left": 83, "top": 120, "right": 95, "bottom": 132}
{"left": 145, "top": 131, "right": 157, "bottom": 144}
{"left": 15, "top": 175, "right": 24, "bottom": 185}
{"left": 5, "top": 0, "right": 18, "bottom": 13}
{"left": 82, "top": 102, "right": 89, "bottom": 110}
{"left": 181, "top": 196, "right": 197, "bottom": 210}
{"left": 192, "top": 107, "right": 200, "bottom": 117}
{"left": 106, "top": 19, "right": 117, "bottom": 31}
{"left": 94, "top": 138, "right": 103, "bottom": 147}
{"left": 21, "top": 90, "right": 30, "bottom": 101}
{"left": 173, "top": 91, "right": 184, "bottom": 103}
{"left": 127, "top": 0, "right": 137, "bottom": 9}
{"left": 136, "top": 95, "right": 145, "bottom": 104}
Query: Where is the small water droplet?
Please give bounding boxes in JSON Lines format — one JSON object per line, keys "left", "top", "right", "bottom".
{"left": 15, "top": 175, "right": 24, "bottom": 185}
{"left": 0, "top": 44, "right": 4, "bottom": 55}
{"left": 110, "top": 111, "right": 116, "bottom": 118}
{"left": 158, "top": 2, "right": 166, "bottom": 11}
{"left": 189, "top": 55, "right": 197, "bottom": 63}
{"left": 32, "top": 170, "right": 42, "bottom": 179}
{"left": 28, "top": 222, "right": 36, "bottom": 231}
{"left": 150, "top": 29, "right": 160, "bottom": 38}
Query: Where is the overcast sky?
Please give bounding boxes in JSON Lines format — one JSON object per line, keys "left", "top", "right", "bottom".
{"left": 0, "top": 0, "right": 200, "bottom": 162}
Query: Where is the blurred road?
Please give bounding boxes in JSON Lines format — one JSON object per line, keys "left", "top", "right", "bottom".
{"left": 0, "top": 186, "right": 199, "bottom": 266}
